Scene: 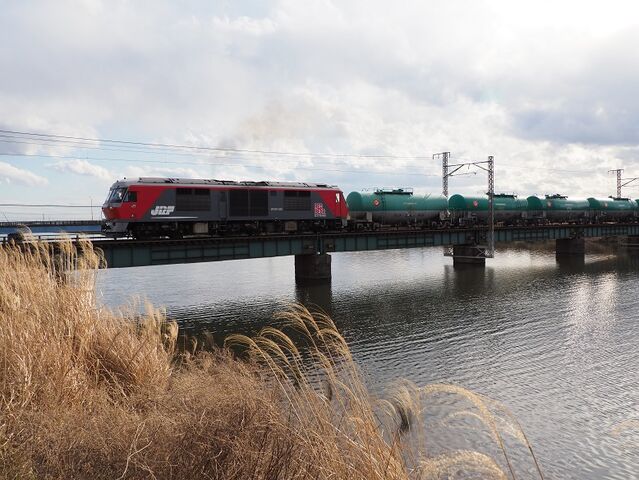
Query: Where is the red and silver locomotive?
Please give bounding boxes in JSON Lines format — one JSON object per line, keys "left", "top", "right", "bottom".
{"left": 102, "top": 177, "right": 349, "bottom": 239}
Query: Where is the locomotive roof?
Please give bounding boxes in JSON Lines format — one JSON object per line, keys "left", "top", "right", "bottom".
{"left": 116, "top": 177, "right": 339, "bottom": 189}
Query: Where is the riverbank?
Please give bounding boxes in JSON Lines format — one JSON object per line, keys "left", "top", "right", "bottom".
{"left": 0, "top": 241, "right": 541, "bottom": 479}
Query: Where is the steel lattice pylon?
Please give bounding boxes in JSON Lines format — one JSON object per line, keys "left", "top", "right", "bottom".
{"left": 437, "top": 153, "right": 495, "bottom": 258}
{"left": 433, "top": 152, "right": 450, "bottom": 197}
{"left": 609, "top": 168, "right": 639, "bottom": 198}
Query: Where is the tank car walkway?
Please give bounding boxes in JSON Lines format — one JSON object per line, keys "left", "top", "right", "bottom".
{"left": 82, "top": 223, "right": 639, "bottom": 282}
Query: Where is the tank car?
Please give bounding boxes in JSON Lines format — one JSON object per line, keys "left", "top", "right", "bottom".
{"left": 526, "top": 194, "right": 590, "bottom": 223}
{"left": 448, "top": 193, "right": 527, "bottom": 225}
{"left": 102, "top": 177, "right": 348, "bottom": 239}
{"left": 587, "top": 197, "right": 638, "bottom": 221}
{"left": 346, "top": 188, "right": 448, "bottom": 227}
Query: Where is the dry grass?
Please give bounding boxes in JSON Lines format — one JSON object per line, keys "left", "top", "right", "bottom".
{"left": 0, "top": 239, "right": 543, "bottom": 479}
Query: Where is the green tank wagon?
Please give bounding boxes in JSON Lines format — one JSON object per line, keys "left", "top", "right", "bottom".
{"left": 526, "top": 194, "right": 590, "bottom": 222}
{"left": 448, "top": 193, "right": 527, "bottom": 224}
{"left": 587, "top": 197, "right": 638, "bottom": 220}
{"left": 346, "top": 189, "right": 448, "bottom": 225}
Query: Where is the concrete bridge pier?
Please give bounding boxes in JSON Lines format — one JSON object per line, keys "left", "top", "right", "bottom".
{"left": 295, "top": 253, "right": 331, "bottom": 284}
{"left": 452, "top": 245, "right": 486, "bottom": 267}
{"left": 555, "top": 238, "right": 585, "bottom": 257}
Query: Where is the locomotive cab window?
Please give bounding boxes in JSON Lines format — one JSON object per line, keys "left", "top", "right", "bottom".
{"left": 124, "top": 191, "right": 137, "bottom": 202}
{"left": 108, "top": 187, "right": 126, "bottom": 203}
{"left": 176, "top": 188, "right": 211, "bottom": 211}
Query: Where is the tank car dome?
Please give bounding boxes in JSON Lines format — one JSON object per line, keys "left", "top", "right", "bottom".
{"left": 448, "top": 194, "right": 466, "bottom": 210}
{"left": 448, "top": 194, "right": 487, "bottom": 210}
{"left": 526, "top": 196, "right": 545, "bottom": 210}
{"left": 346, "top": 191, "right": 364, "bottom": 211}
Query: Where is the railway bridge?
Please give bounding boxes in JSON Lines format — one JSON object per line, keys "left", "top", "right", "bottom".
{"left": 0, "top": 220, "right": 102, "bottom": 236}
{"left": 73, "top": 223, "right": 639, "bottom": 283}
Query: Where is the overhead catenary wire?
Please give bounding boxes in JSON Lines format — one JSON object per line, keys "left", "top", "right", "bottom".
{"left": 0, "top": 146, "right": 602, "bottom": 177}
{"left": 0, "top": 203, "right": 99, "bottom": 208}
{"left": 0, "top": 128, "right": 431, "bottom": 160}
{"left": 0, "top": 152, "right": 440, "bottom": 177}
{"left": 0, "top": 129, "right": 608, "bottom": 175}
{"left": 0, "top": 136, "right": 429, "bottom": 167}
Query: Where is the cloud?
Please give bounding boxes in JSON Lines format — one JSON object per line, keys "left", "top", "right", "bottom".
{"left": 0, "top": 162, "right": 48, "bottom": 186}
{"left": 1, "top": 0, "right": 639, "bottom": 203}
{"left": 123, "top": 166, "right": 211, "bottom": 180}
{"left": 50, "top": 159, "right": 111, "bottom": 179}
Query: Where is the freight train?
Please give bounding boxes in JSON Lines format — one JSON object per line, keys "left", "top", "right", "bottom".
{"left": 101, "top": 177, "right": 639, "bottom": 239}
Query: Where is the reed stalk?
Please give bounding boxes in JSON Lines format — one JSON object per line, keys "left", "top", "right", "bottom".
{"left": 0, "top": 239, "right": 542, "bottom": 479}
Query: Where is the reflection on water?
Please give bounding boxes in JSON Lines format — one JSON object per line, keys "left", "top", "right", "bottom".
{"left": 96, "top": 244, "right": 639, "bottom": 479}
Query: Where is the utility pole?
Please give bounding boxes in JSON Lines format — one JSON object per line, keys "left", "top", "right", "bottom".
{"left": 609, "top": 168, "right": 639, "bottom": 198}
{"left": 433, "top": 152, "right": 450, "bottom": 196}
{"left": 440, "top": 153, "right": 495, "bottom": 258}
{"left": 609, "top": 169, "right": 623, "bottom": 197}
{"left": 487, "top": 156, "right": 494, "bottom": 256}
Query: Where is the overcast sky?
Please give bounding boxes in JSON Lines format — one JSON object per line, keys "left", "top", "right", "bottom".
{"left": 1, "top": 0, "right": 639, "bottom": 220}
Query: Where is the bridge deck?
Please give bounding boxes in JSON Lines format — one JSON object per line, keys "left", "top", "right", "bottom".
{"left": 0, "top": 221, "right": 102, "bottom": 235}
{"left": 88, "top": 223, "right": 639, "bottom": 268}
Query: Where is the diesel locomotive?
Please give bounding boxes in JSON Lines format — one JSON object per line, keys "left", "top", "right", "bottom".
{"left": 102, "top": 177, "right": 348, "bottom": 239}
{"left": 102, "top": 177, "right": 639, "bottom": 239}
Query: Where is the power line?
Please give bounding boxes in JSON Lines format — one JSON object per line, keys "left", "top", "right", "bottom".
{"left": 0, "top": 128, "right": 609, "bottom": 179}
{"left": 0, "top": 137, "right": 430, "bottom": 169}
{"left": 0, "top": 142, "right": 602, "bottom": 175}
{"left": 0, "top": 152, "right": 440, "bottom": 177}
{"left": 0, "top": 203, "right": 98, "bottom": 208}
{"left": 0, "top": 128, "right": 431, "bottom": 160}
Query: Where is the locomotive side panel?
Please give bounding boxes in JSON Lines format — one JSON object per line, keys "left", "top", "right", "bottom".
{"left": 135, "top": 187, "right": 216, "bottom": 222}
{"left": 102, "top": 179, "right": 348, "bottom": 238}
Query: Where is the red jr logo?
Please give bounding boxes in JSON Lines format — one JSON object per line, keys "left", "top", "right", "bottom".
{"left": 314, "top": 202, "right": 326, "bottom": 217}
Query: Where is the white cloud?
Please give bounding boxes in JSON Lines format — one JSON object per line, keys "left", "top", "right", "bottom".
{"left": 123, "top": 166, "right": 211, "bottom": 180}
{"left": 0, "top": 0, "right": 638, "bottom": 203}
{"left": 50, "top": 159, "right": 111, "bottom": 180}
{"left": 0, "top": 162, "right": 48, "bottom": 186}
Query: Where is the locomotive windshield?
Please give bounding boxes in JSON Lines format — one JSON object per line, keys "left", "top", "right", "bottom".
{"left": 107, "top": 187, "right": 127, "bottom": 204}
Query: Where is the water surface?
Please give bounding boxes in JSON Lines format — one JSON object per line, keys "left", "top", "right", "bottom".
{"left": 97, "top": 243, "right": 639, "bottom": 479}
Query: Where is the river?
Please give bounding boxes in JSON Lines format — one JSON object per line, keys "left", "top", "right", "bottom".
{"left": 96, "top": 243, "right": 639, "bottom": 479}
